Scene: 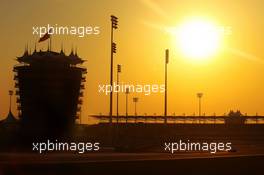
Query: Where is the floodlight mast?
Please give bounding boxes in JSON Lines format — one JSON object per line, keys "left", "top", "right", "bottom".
{"left": 109, "top": 15, "right": 118, "bottom": 124}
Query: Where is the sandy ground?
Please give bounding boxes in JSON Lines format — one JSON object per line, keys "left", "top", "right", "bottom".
{"left": 0, "top": 152, "right": 264, "bottom": 175}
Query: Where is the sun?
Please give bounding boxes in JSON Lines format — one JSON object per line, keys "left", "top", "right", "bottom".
{"left": 171, "top": 19, "right": 222, "bottom": 61}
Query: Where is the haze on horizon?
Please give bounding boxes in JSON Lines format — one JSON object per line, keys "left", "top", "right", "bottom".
{"left": 0, "top": 0, "right": 263, "bottom": 124}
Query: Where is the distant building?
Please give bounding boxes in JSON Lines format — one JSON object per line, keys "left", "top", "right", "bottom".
{"left": 225, "top": 110, "right": 246, "bottom": 124}
{"left": 13, "top": 48, "right": 87, "bottom": 136}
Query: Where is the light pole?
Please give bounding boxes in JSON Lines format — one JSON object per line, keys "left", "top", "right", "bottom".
{"left": 8, "top": 90, "right": 13, "bottom": 112}
{"left": 197, "top": 93, "right": 203, "bottom": 117}
{"left": 164, "top": 49, "right": 169, "bottom": 124}
{"left": 116, "top": 64, "right": 121, "bottom": 123}
{"left": 125, "top": 87, "right": 130, "bottom": 123}
{"left": 133, "top": 97, "right": 139, "bottom": 119}
{"left": 110, "top": 15, "right": 118, "bottom": 124}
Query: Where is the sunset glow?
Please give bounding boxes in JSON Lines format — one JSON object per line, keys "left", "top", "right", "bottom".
{"left": 172, "top": 19, "right": 222, "bottom": 61}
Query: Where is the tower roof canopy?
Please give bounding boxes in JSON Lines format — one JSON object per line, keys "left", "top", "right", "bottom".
{"left": 17, "top": 50, "right": 85, "bottom": 65}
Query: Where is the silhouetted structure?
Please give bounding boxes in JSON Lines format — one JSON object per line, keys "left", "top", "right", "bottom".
{"left": 0, "top": 111, "right": 18, "bottom": 126}
{"left": 197, "top": 93, "right": 203, "bottom": 117}
{"left": 0, "top": 111, "right": 19, "bottom": 151}
{"left": 164, "top": 49, "right": 169, "bottom": 124}
{"left": 225, "top": 110, "right": 246, "bottom": 124}
{"left": 109, "top": 15, "right": 118, "bottom": 124}
{"left": 13, "top": 48, "right": 87, "bottom": 137}
{"left": 0, "top": 90, "right": 19, "bottom": 128}
{"left": 92, "top": 113, "right": 263, "bottom": 125}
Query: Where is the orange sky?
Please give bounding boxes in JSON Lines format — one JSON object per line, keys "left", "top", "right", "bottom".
{"left": 0, "top": 0, "right": 263, "bottom": 124}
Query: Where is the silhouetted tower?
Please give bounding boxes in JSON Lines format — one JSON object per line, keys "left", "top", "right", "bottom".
{"left": 197, "top": 93, "right": 203, "bottom": 117}
{"left": 14, "top": 47, "right": 87, "bottom": 136}
{"left": 116, "top": 64, "right": 121, "bottom": 123}
{"left": 164, "top": 49, "right": 169, "bottom": 124}
{"left": 133, "top": 97, "right": 139, "bottom": 117}
{"left": 125, "top": 87, "right": 130, "bottom": 123}
{"left": 110, "top": 15, "right": 118, "bottom": 124}
{"left": 2, "top": 91, "right": 18, "bottom": 125}
{"left": 8, "top": 90, "right": 13, "bottom": 112}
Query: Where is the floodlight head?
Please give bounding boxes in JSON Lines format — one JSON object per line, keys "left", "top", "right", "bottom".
{"left": 117, "top": 64, "right": 121, "bottom": 73}
{"left": 197, "top": 93, "right": 203, "bottom": 98}
{"left": 9, "top": 90, "right": 13, "bottom": 96}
